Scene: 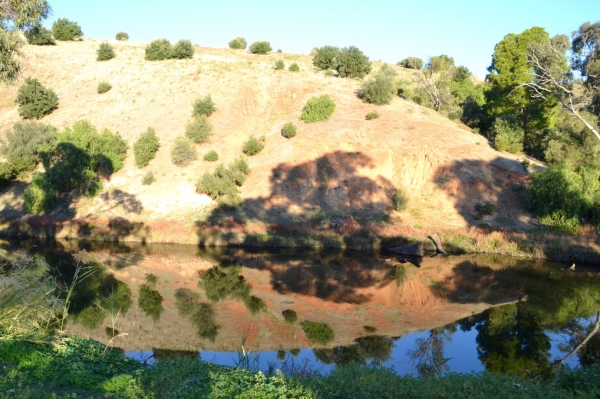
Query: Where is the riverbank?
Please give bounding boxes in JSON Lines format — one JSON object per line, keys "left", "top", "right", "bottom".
{"left": 1, "top": 336, "right": 598, "bottom": 398}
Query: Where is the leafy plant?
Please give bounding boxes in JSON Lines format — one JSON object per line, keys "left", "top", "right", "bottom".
{"left": 392, "top": 189, "right": 408, "bottom": 211}
{"left": 133, "top": 127, "right": 160, "bottom": 168}
{"left": 171, "top": 39, "right": 194, "bottom": 59}
{"left": 244, "top": 295, "right": 266, "bottom": 315}
{"left": 300, "top": 95, "right": 336, "bottom": 123}
{"left": 51, "top": 18, "right": 83, "bottom": 41}
{"left": 193, "top": 94, "right": 216, "bottom": 118}
{"left": 361, "top": 74, "right": 396, "bottom": 105}
{"left": 190, "top": 303, "right": 220, "bottom": 341}
{"left": 336, "top": 46, "right": 372, "bottom": 78}
{"left": 366, "top": 112, "right": 380, "bottom": 120}
{"left": 24, "top": 25, "right": 55, "bottom": 45}
{"left": 186, "top": 115, "right": 212, "bottom": 143}
{"left": 97, "top": 81, "right": 112, "bottom": 93}
{"left": 141, "top": 171, "right": 155, "bottom": 185}
{"left": 138, "top": 284, "right": 163, "bottom": 322}
{"left": 300, "top": 320, "right": 335, "bottom": 345}
{"left": 282, "top": 309, "right": 298, "bottom": 324}
{"left": 204, "top": 150, "right": 219, "bottom": 161}
{"left": 1, "top": 121, "right": 57, "bottom": 174}
{"left": 242, "top": 136, "right": 265, "bottom": 156}
{"left": 96, "top": 43, "right": 115, "bottom": 61}
{"left": 313, "top": 45, "right": 340, "bottom": 70}
{"left": 197, "top": 158, "right": 250, "bottom": 207}
{"left": 275, "top": 59, "right": 285, "bottom": 70}
{"left": 170, "top": 135, "right": 197, "bottom": 167}
{"left": 289, "top": 62, "right": 300, "bottom": 72}
{"left": 145, "top": 38, "right": 172, "bottom": 60}
{"left": 15, "top": 77, "right": 59, "bottom": 119}
{"left": 249, "top": 40, "right": 272, "bottom": 54}
{"left": 281, "top": 122, "right": 297, "bottom": 138}
{"left": 398, "top": 57, "right": 423, "bottom": 70}
{"left": 229, "top": 36, "right": 247, "bottom": 49}
{"left": 200, "top": 265, "right": 251, "bottom": 302}
{"left": 115, "top": 31, "right": 128, "bottom": 41}
{"left": 174, "top": 288, "right": 200, "bottom": 317}
{"left": 492, "top": 117, "right": 524, "bottom": 154}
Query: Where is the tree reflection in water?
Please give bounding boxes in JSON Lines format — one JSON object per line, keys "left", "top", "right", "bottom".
{"left": 407, "top": 326, "right": 455, "bottom": 377}
{"left": 313, "top": 335, "right": 394, "bottom": 366}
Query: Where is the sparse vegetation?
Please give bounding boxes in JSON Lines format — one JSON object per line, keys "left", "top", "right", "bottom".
{"left": 204, "top": 150, "right": 219, "bottom": 161}
{"left": 275, "top": 59, "right": 285, "bottom": 70}
{"left": 366, "top": 112, "right": 380, "bottom": 120}
{"left": 228, "top": 36, "right": 247, "bottom": 49}
{"left": 197, "top": 157, "right": 250, "bottom": 207}
{"left": 97, "top": 81, "right": 112, "bottom": 93}
{"left": 24, "top": 25, "right": 55, "bottom": 45}
{"left": 15, "top": 78, "right": 58, "bottom": 119}
{"left": 170, "top": 135, "right": 197, "bottom": 167}
{"left": 289, "top": 62, "right": 300, "bottom": 72}
{"left": 392, "top": 188, "right": 408, "bottom": 212}
{"left": 186, "top": 115, "right": 212, "bottom": 143}
{"left": 142, "top": 171, "right": 155, "bottom": 185}
{"left": 133, "top": 127, "right": 160, "bottom": 168}
{"left": 281, "top": 122, "right": 297, "bottom": 138}
{"left": 300, "top": 95, "right": 336, "bottom": 123}
{"left": 145, "top": 38, "right": 172, "bottom": 61}
{"left": 300, "top": 320, "right": 335, "bottom": 345}
{"left": 249, "top": 40, "right": 272, "bottom": 54}
{"left": 193, "top": 94, "right": 216, "bottom": 118}
{"left": 174, "top": 288, "right": 200, "bottom": 317}
{"left": 171, "top": 39, "right": 194, "bottom": 59}
{"left": 242, "top": 136, "right": 265, "bottom": 156}
{"left": 96, "top": 43, "right": 115, "bottom": 61}
{"left": 51, "top": 18, "right": 83, "bottom": 41}
{"left": 398, "top": 57, "right": 423, "bottom": 70}
{"left": 115, "top": 31, "right": 128, "bottom": 41}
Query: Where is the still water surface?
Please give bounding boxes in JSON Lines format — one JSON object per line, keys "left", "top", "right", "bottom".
{"left": 4, "top": 238, "right": 600, "bottom": 377}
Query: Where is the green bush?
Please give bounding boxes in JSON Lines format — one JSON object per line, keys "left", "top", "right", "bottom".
{"left": 23, "top": 173, "right": 54, "bottom": 213}
{"left": 133, "top": 127, "right": 160, "bottom": 168}
{"left": 145, "top": 38, "right": 172, "bottom": 61}
{"left": 282, "top": 309, "right": 297, "bottom": 324}
{"left": 366, "top": 112, "right": 380, "bottom": 120}
{"left": 138, "top": 284, "right": 163, "bottom": 322}
{"left": 142, "top": 171, "right": 155, "bottom": 185}
{"left": 170, "top": 135, "right": 197, "bottom": 167}
{"left": 1, "top": 121, "right": 57, "bottom": 174}
{"left": 313, "top": 45, "right": 340, "bottom": 70}
{"left": 300, "top": 320, "right": 335, "bottom": 345}
{"left": 392, "top": 189, "right": 409, "bottom": 212}
{"left": 186, "top": 115, "right": 212, "bottom": 143}
{"left": 172, "top": 39, "right": 194, "bottom": 59}
{"left": 200, "top": 265, "right": 251, "bottom": 302}
{"left": 197, "top": 157, "right": 250, "bottom": 207}
{"left": 204, "top": 150, "right": 219, "bottom": 161}
{"left": 174, "top": 288, "right": 200, "bottom": 317}
{"left": 281, "top": 122, "right": 297, "bottom": 138}
{"left": 360, "top": 75, "right": 396, "bottom": 105}
{"left": 491, "top": 117, "right": 524, "bottom": 154}
{"left": 249, "top": 40, "right": 271, "bottom": 54}
{"left": 244, "top": 295, "right": 266, "bottom": 315}
{"left": 97, "top": 81, "right": 112, "bottom": 94}
{"left": 275, "top": 59, "right": 285, "bottom": 70}
{"left": 289, "top": 62, "right": 300, "bottom": 72}
{"left": 242, "top": 136, "right": 265, "bottom": 156}
{"left": 96, "top": 43, "right": 115, "bottom": 61}
{"left": 300, "top": 95, "right": 336, "bottom": 123}
{"left": 51, "top": 18, "right": 83, "bottom": 41}
{"left": 228, "top": 37, "right": 247, "bottom": 49}
{"left": 115, "top": 31, "right": 128, "bottom": 41}
{"left": 336, "top": 46, "right": 372, "bottom": 78}
{"left": 193, "top": 95, "right": 216, "bottom": 118}
{"left": 15, "top": 77, "right": 58, "bottom": 119}
{"left": 190, "top": 303, "right": 220, "bottom": 341}
{"left": 398, "top": 57, "right": 423, "bottom": 70}
{"left": 24, "top": 25, "right": 55, "bottom": 45}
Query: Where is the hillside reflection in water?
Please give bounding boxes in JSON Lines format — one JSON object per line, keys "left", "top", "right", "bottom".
{"left": 3, "top": 239, "right": 600, "bottom": 376}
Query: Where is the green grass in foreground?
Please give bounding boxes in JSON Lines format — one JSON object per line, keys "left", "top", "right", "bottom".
{"left": 1, "top": 336, "right": 600, "bottom": 398}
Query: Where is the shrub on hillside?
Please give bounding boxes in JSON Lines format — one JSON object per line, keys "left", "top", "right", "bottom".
{"left": 134, "top": 127, "right": 160, "bottom": 168}
{"left": 392, "top": 189, "right": 409, "bottom": 212}
{"left": 23, "top": 173, "right": 54, "bottom": 213}
{"left": 51, "top": 18, "right": 83, "bottom": 41}
{"left": 336, "top": 46, "right": 372, "bottom": 78}
{"left": 249, "top": 41, "right": 272, "bottom": 54}
{"left": 300, "top": 320, "right": 334, "bottom": 345}
{"left": 24, "top": 25, "right": 55, "bottom": 45}
{"left": 289, "top": 62, "right": 300, "bottom": 72}
{"left": 275, "top": 59, "right": 284, "bottom": 70}
{"left": 196, "top": 157, "right": 250, "bottom": 208}
{"left": 228, "top": 37, "right": 247, "bottom": 49}
{"left": 96, "top": 43, "right": 115, "bottom": 61}
{"left": 172, "top": 40, "right": 194, "bottom": 59}
{"left": 186, "top": 116, "right": 212, "bottom": 143}
{"left": 203, "top": 150, "right": 218, "bottom": 161}
{"left": 97, "top": 81, "right": 112, "bottom": 94}
{"left": 398, "top": 57, "right": 423, "bottom": 70}
{"left": 142, "top": 171, "right": 155, "bottom": 185}
{"left": 366, "top": 112, "right": 379, "bottom": 120}
{"left": 115, "top": 32, "right": 128, "bottom": 41}
{"left": 491, "top": 117, "right": 524, "bottom": 154}
{"left": 193, "top": 95, "right": 216, "bottom": 118}
{"left": 313, "top": 46, "right": 340, "bottom": 70}
{"left": 242, "top": 136, "right": 265, "bottom": 156}
{"left": 360, "top": 74, "right": 396, "bottom": 105}
{"left": 281, "top": 122, "right": 297, "bottom": 138}
{"left": 15, "top": 78, "right": 58, "bottom": 119}
{"left": 170, "top": 135, "right": 197, "bottom": 167}
{"left": 282, "top": 309, "right": 297, "bottom": 324}
{"left": 1, "top": 121, "right": 57, "bottom": 174}
{"left": 300, "top": 95, "right": 336, "bottom": 123}
{"left": 145, "top": 39, "right": 172, "bottom": 61}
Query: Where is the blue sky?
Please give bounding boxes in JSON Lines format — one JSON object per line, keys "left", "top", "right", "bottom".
{"left": 43, "top": 0, "right": 600, "bottom": 78}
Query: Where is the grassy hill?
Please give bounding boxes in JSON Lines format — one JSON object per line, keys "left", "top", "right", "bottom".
{"left": 1, "top": 38, "right": 588, "bottom": 257}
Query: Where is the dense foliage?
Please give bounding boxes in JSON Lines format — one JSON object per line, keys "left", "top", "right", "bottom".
{"left": 398, "top": 57, "right": 423, "bottom": 70}
{"left": 145, "top": 39, "right": 172, "bottom": 61}
{"left": 203, "top": 150, "right": 219, "bottom": 161}
{"left": 228, "top": 36, "right": 247, "bottom": 49}
{"left": 96, "top": 81, "right": 111, "bottom": 93}
{"left": 15, "top": 77, "right": 58, "bottom": 119}
{"left": 24, "top": 25, "right": 54, "bottom": 45}
{"left": 133, "top": 127, "right": 160, "bottom": 168}
{"left": 312, "top": 46, "right": 340, "bottom": 71}
{"left": 51, "top": 18, "right": 82, "bottom": 41}
{"left": 491, "top": 116, "right": 524, "bottom": 153}
{"left": 197, "top": 157, "right": 250, "bottom": 208}
{"left": 1, "top": 121, "right": 56, "bottom": 174}
{"left": 300, "top": 95, "right": 336, "bottom": 123}
{"left": 242, "top": 136, "right": 265, "bottom": 156}
{"left": 366, "top": 112, "right": 379, "bottom": 120}
{"left": 171, "top": 39, "right": 194, "bottom": 59}
{"left": 336, "top": 46, "right": 372, "bottom": 78}
{"left": 300, "top": 320, "right": 335, "bottom": 345}
{"left": 96, "top": 42, "right": 115, "bottom": 61}
{"left": 115, "top": 31, "right": 128, "bottom": 41}
{"left": 289, "top": 62, "right": 300, "bottom": 72}
{"left": 170, "top": 135, "right": 197, "bottom": 167}
{"left": 360, "top": 64, "right": 397, "bottom": 105}
{"left": 249, "top": 40, "right": 272, "bottom": 54}
{"left": 185, "top": 116, "right": 212, "bottom": 143}
{"left": 281, "top": 122, "right": 297, "bottom": 138}
{"left": 192, "top": 95, "right": 216, "bottom": 118}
